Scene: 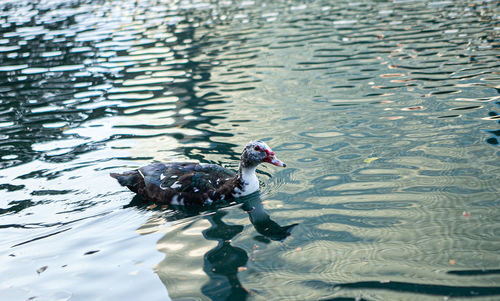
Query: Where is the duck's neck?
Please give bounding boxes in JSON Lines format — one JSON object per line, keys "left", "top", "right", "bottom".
{"left": 236, "top": 164, "right": 260, "bottom": 196}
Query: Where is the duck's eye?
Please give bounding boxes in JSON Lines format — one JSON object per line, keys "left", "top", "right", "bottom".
{"left": 254, "top": 145, "right": 261, "bottom": 151}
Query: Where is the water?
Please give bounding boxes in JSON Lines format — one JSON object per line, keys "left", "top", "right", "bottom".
{"left": 1, "top": 0, "right": 499, "bottom": 300}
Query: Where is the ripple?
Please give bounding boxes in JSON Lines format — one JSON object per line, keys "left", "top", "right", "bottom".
{"left": 297, "top": 157, "right": 318, "bottom": 163}
{"left": 42, "top": 122, "right": 68, "bottom": 129}
{"left": 300, "top": 131, "right": 343, "bottom": 138}
{"left": 314, "top": 142, "right": 349, "bottom": 153}
{"left": 74, "top": 90, "right": 105, "bottom": 99}
{"left": 50, "top": 64, "right": 85, "bottom": 72}
{"left": 274, "top": 142, "right": 312, "bottom": 151}
{"left": 107, "top": 92, "right": 154, "bottom": 100}
{"left": 122, "top": 77, "right": 174, "bottom": 86}
{"left": 21, "top": 67, "right": 49, "bottom": 74}
{"left": 0, "top": 64, "right": 28, "bottom": 71}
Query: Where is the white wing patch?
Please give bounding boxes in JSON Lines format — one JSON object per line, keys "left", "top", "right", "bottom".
{"left": 204, "top": 197, "right": 213, "bottom": 205}
{"left": 170, "top": 181, "right": 182, "bottom": 189}
{"left": 170, "top": 195, "right": 185, "bottom": 206}
{"left": 232, "top": 186, "right": 242, "bottom": 198}
{"left": 160, "top": 173, "right": 166, "bottom": 181}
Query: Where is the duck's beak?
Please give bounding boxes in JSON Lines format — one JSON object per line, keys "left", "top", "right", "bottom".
{"left": 263, "top": 149, "right": 286, "bottom": 167}
{"left": 269, "top": 156, "right": 286, "bottom": 167}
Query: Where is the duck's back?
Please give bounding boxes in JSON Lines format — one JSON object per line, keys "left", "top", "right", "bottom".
{"left": 111, "top": 162, "right": 237, "bottom": 206}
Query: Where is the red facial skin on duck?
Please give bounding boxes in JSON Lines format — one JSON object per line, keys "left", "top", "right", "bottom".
{"left": 263, "top": 148, "right": 286, "bottom": 167}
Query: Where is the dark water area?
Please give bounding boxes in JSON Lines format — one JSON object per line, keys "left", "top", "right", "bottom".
{"left": 1, "top": 0, "right": 499, "bottom": 300}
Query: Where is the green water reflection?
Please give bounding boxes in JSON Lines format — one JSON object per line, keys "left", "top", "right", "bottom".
{"left": 146, "top": 192, "right": 296, "bottom": 300}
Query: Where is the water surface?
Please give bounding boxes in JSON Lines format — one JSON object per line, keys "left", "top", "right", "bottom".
{"left": 1, "top": 0, "right": 500, "bottom": 300}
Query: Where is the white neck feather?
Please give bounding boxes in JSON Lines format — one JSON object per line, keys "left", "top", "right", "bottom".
{"left": 238, "top": 165, "right": 260, "bottom": 196}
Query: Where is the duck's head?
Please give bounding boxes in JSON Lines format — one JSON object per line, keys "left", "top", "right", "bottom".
{"left": 240, "top": 140, "right": 286, "bottom": 168}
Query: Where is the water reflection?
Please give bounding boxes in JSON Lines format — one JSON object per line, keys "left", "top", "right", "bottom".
{"left": 202, "top": 210, "right": 250, "bottom": 300}
{"left": 140, "top": 192, "right": 297, "bottom": 300}
{"left": 485, "top": 101, "right": 500, "bottom": 147}
{"left": 241, "top": 194, "right": 298, "bottom": 243}
{"left": 314, "top": 279, "right": 500, "bottom": 298}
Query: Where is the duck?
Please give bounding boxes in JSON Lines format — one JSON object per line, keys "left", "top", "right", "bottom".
{"left": 110, "top": 140, "right": 286, "bottom": 206}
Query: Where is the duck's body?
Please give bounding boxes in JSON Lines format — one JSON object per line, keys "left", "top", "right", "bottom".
{"left": 110, "top": 141, "right": 285, "bottom": 206}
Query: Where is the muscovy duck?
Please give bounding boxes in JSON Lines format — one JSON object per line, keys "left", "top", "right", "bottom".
{"left": 110, "top": 140, "right": 285, "bottom": 206}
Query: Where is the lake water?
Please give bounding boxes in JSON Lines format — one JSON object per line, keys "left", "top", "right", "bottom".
{"left": 1, "top": 0, "right": 499, "bottom": 300}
